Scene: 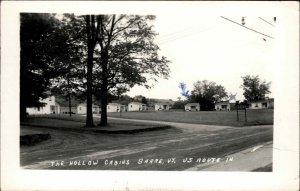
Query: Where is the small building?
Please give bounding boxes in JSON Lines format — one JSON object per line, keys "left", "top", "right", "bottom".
{"left": 128, "top": 102, "right": 147, "bottom": 111}
{"left": 155, "top": 103, "right": 171, "bottom": 111}
{"left": 107, "top": 103, "right": 127, "bottom": 112}
{"left": 59, "top": 106, "right": 77, "bottom": 114}
{"left": 77, "top": 103, "right": 100, "bottom": 114}
{"left": 26, "top": 96, "right": 60, "bottom": 115}
{"left": 248, "top": 98, "right": 274, "bottom": 109}
{"left": 55, "top": 100, "right": 77, "bottom": 114}
{"left": 55, "top": 96, "right": 80, "bottom": 114}
{"left": 185, "top": 103, "right": 200, "bottom": 111}
{"left": 215, "top": 101, "right": 231, "bottom": 111}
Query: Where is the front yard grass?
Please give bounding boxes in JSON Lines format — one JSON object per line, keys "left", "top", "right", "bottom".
{"left": 107, "top": 109, "right": 273, "bottom": 127}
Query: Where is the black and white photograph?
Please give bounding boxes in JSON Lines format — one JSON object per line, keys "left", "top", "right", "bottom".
{"left": 19, "top": 12, "right": 275, "bottom": 171}
{"left": 1, "top": 1, "right": 299, "bottom": 191}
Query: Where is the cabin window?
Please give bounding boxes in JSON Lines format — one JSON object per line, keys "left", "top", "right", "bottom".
{"left": 255, "top": 103, "right": 258, "bottom": 107}
{"left": 49, "top": 97, "right": 52, "bottom": 101}
{"left": 79, "top": 107, "right": 81, "bottom": 110}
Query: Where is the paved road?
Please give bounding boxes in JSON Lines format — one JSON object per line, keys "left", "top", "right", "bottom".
{"left": 20, "top": 120, "right": 273, "bottom": 171}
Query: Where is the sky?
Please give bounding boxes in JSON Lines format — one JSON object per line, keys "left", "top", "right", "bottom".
{"left": 127, "top": 15, "right": 276, "bottom": 101}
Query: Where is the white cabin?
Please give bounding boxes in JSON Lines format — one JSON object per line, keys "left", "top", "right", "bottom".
{"left": 77, "top": 103, "right": 100, "bottom": 114}
{"left": 128, "top": 102, "right": 147, "bottom": 111}
{"left": 248, "top": 98, "right": 274, "bottom": 109}
{"left": 154, "top": 103, "right": 171, "bottom": 111}
{"left": 107, "top": 103, "right": 127, "bottom": 112}
{"left": 215, "top": 101, "right": 231, "bottom": 111}
{"left": 185, "top": 103, "right": 200, "bottom": 111}
{"left": 26, "top": 96, "right": 60, "bottom": 115}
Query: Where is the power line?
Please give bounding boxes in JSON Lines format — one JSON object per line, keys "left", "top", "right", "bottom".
{"left": 156, "top": 17, "right": 220, "bottom": 41}
{"left": 157, "top": 25, "right": 216, "bottom": 45}
{"left": 157, "top": 23, "right": 217, "bottom": 43}
{"left": 220, "top": 16, "right": 275, "bottom": 39}
{"left": 258, "top": 17, "right": 275, "bottom": 27}
{"left": 157, "top": 26, "right": 200, "bottom": 41}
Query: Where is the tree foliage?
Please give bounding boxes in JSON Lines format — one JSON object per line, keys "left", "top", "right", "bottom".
{"left": 20, "top": 13, "right": 73, "bottom": 121}
{"left": 172, "top": 100, "right": 188, "bottom": 110}
{"left": 189, "top": 80, "right": 228, "bottom": 111}
{"left": 241, "top": 75, "right": 271, "bottom": 101}
{"left": 133, "top": 95, "right": 148, "bottom": 105}
{"left": 20, "top": 13, "right": 170, "bottom": 126}
{"left": 50, "top": 15, "right": 88, "bottom": 116}
{"left": 84, "top": 14, "right": 170, "bottom": 126}
{"left": 113, "top": 95, "right": 133, "bottom": 106}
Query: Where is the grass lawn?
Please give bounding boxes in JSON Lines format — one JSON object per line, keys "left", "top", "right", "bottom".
{"left": 21, "top": 115, "right": 173, "bottom": 133}
{"left": 107, "top": 109, "right": 274, "bottom": 127}
{"left": 25, "top": 109, "right": 273, "bottom": 127}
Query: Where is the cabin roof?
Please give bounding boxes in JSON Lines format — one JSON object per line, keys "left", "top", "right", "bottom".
{"left": 185, "top": 103, "right": 200, "bottom": 106}
{"left": 128, "top": 102, "right": 146, "bottom": 105}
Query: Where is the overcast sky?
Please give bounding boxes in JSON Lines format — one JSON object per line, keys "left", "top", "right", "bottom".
{"left": 127, "top": 15, "right": 276, "bottom": 101}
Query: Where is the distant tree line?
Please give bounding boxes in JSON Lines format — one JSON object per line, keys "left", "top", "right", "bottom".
{"left": 174, "top": 75, "right": 271, "bottom": 111}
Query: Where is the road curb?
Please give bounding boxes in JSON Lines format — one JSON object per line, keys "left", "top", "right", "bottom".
{"left": 21, "top": 123, "right": 172, "bottom": 134}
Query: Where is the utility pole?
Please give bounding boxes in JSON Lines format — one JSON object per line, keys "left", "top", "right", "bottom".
{"left": 67, "top": 76, "right": 72, "bottom": 117}
{"left": 244, "top": 101, "right": 248, "bottom": 122}
{"left": 236, "top": 101, "right": 240, "bottom": 121}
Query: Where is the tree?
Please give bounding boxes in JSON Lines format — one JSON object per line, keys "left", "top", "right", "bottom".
{"left": 90, "top": 15, "right": 170, "bottom": 126}
{"left": 189, "top": 80, "right": 228, "bottom": 111}
{"left": 172, "top": 100, "right": 187, "bottom": 110}
{"left": 84, "top": 15, "right": 100, "bottom": 127}
{"left": 133, "top": 95, "right": 148, "bottom": 105}
{"left": 241, "top": 75, "right": 271, "bottom": 101}
{"left": 50, "top": 14, "right": 96, "bottom": 126}
{"left": 51, "top": 65, "right": 85, "bottom": 117}
{"left": 114, "top": 95, "right": 133, "bottom": 106}
{"left": 23, "top": 14, "right": 170, "bottom": 127}
{"left": 20, "top": 13, "right": 72, "bottom": 121}
{"left": 50, "top": 15, "right": 87, "bottom": 117}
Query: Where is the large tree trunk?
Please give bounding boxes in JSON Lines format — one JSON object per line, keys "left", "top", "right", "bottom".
{"left": 85, "top": 15, "right": 95, "bottom": 127}
{"left": 99, "top": 85, "right": 108, "bottom": 126}
{"left": 85, "top": 45, "right": 95, "bottom": 127}
{"left": 20, "top": 59, "right": 27, "bottom": 122}
{"left": 99, "top": 50, "right": 109, "bottom": 126}
{"left": 20, "top": 97, "right": 27, "bottom": 121}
